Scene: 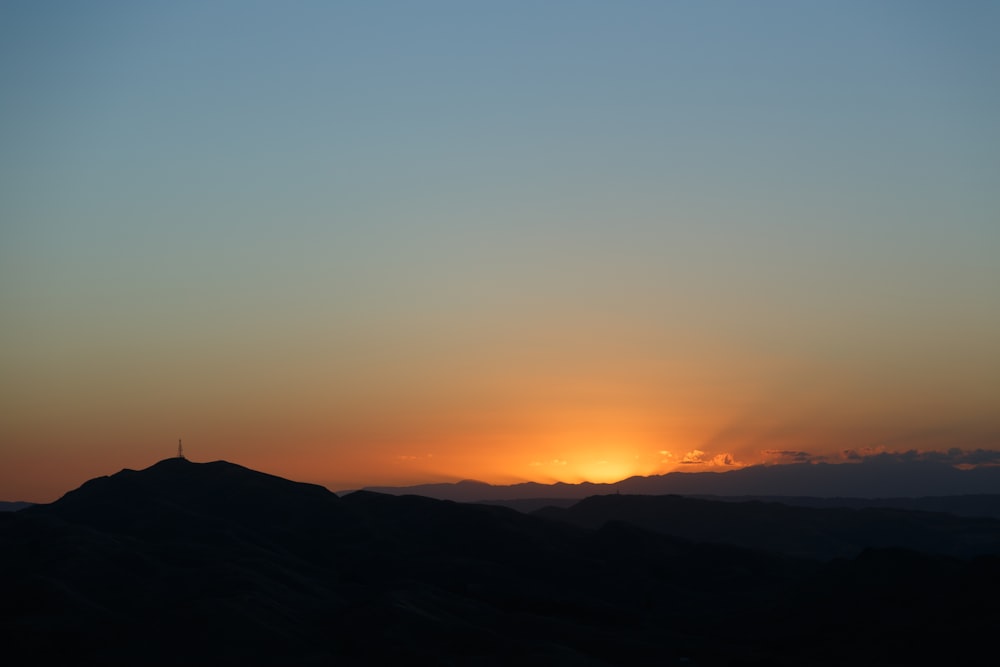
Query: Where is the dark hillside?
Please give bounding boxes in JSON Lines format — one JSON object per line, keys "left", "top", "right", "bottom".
{"left": 2, "top": 459, "right": 999, "bottom": 666}
{"left": 535, "top": 493, "right": 1000, "bottom": 560}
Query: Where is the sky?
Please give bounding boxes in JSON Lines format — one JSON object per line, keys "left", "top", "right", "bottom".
{"left": 2, "top": 1, "right": 999, "bottom": 502}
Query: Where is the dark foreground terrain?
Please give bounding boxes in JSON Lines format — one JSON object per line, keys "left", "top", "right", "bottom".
{"left": 2, "top": 459, "right": 998, "bottom": 666}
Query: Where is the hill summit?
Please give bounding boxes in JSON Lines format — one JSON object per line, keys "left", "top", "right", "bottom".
{"left": 36, "top": 457, "right": 342, "bottom": 536}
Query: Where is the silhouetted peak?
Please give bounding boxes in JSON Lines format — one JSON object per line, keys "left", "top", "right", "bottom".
{"left": 31, "top": 458, "right": 340, "bottom": 532}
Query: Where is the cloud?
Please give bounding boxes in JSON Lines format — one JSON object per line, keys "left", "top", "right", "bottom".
{"left": 679, "top": 450, "right": 745, "bottom": 467}
{"left": 841, "top": 448, "right": 1000, "bottom": 467}
{"left": 917, "top": 448, "right": 1000, "bottom": 466}
{"left": 841, "top": 446, "right": 886, "bottom": 461}
{"left": 711, "top": 453, "right": 740, "bottom": 466}
{"left": 761, "top": 449, "right": 820, "bottom": 464}
{"left": 681, "top": 450, "right": 706, "bottom": 464}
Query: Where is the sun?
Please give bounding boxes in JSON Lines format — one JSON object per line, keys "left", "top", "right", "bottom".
{"left": 575, "top": 459, "right": 637, "bottom": 484}
{"left": 556, "top": 439, "right": 665, "bottom": 484}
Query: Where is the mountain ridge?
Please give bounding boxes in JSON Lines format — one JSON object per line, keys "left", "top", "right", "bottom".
{"left": 4, "top": 457, "right": 999, "bottom": 666}
{"left": 357, "top": 460, "right": 1000, "bottom": 501}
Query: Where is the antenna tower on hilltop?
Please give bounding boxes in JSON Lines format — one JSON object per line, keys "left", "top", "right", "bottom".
{"left": 178, "top": 439, "right": 184, "bottom": 460}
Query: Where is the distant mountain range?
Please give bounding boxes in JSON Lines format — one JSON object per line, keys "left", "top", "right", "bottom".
{"left": 2, "top": 458, "right": 999, "bottom": 666}
{"left": 358, "top": 459, "right": 1000, "bottom": 501}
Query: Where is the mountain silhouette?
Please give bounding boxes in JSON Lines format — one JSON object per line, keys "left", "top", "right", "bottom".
{"left": 44, "top": 457, "right": 342, "bottom": 525}
{"left": 534, "top": 494, "right": 1000, "bottom": 560}
{"left": 359, "top": 460, "right": 1000, "bottom": 502}
{"left": 2, "top": 458, "right": 999, "bottom": 666}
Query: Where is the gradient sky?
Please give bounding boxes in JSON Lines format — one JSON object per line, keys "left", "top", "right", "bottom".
{"left": 2, "top": 1, "right": 999, "bottom": 502}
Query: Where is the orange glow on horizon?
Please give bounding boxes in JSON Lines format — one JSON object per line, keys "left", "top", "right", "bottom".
{"left": 3, "top": 388, "right": 996, "bottom": 502}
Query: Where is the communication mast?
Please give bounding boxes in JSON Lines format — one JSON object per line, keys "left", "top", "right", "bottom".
{"left": 178, "top": 439, "right": 185, "bottom": 460}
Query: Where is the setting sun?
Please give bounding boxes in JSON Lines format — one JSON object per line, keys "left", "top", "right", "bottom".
{"left": 572, "top": 458, "right": 639, "bottom": 484}
{"left": 1, "top": 0, "right": 997, "bottom": 505}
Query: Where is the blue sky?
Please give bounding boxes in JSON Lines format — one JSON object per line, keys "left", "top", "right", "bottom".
{"left": 2, "top": 1, "right": 998, "bottom": 499}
